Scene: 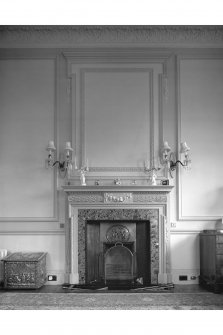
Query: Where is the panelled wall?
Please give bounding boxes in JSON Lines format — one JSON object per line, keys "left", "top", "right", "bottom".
{"left": 171, "top": 52, "right": 223, "bottom": 283}
{"left": 0, "top": 51, "right": 68, "bottom": 284}
{"left": 0, "top": 46, "right": 223, "bottom": 285}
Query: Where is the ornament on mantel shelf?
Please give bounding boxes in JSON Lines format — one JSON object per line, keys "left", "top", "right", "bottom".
{"left": 150, "top": 171, "right": 157, "bottom": 186}
{"left": 80, "top": 169, "right": 86, "bottom": 186}
{"left": 95, "top": 179, "right": 100, "bottom": 186}
{"left": 114, "top": 178, "right": 122, "bottom": 185}
{"left": 79, "top": 160, "right": 89, "bottom": 186}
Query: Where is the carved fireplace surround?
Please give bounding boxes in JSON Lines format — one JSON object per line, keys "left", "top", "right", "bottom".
{"left": 63, "top": 185, "right": 173, "bottom": 285}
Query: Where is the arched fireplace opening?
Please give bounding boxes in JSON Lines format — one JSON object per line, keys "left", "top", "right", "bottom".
{"left": 104, "top": 243, "right": 135, "bottom": 289}
{"left": 86, "top": 220, "right": 151, "bottom": 289}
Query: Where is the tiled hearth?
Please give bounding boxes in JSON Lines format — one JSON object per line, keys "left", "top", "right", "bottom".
{"left": 63, "top": 185, "right": 173, "bottom": 285}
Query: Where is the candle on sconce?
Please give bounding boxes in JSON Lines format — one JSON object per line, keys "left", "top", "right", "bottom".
{"left": 64, "top": 142, "right": 73, "bottom": 161}
{"left": 86, "top": 158, "right": 89, "bottom": 171}
{"left": 47, "top": 141, "right": 56, "bottom": 151}
{"left": 144, "top": 160, "right": 149, "bottom": 171}
{"left": 65, "top": 142, "right": 73, "bottom": 151}
{"left": 152, "top": 154, "right": 155, "bottom": 168}
{"left": 73, "top": 155, "right": 78, "bottom": 170}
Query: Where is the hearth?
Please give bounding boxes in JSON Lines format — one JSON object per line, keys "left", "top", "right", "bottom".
{"left": 63, "top": 185, "right": 173, "bottom": 286}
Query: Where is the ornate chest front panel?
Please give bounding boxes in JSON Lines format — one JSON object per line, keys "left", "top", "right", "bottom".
{"left": 3, "top": 252, "right": 47, "bottom": 289}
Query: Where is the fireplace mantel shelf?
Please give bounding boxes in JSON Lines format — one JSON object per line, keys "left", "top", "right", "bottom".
{"left": 62, "top": 185, "right": 174, "bottom": 193}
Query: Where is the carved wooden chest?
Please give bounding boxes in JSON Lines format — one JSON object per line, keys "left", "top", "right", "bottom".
{"left": 3, "top": 252, "right": 47, "bottom": 289}
{"left": 200, "top": 231, "right": 223, "bottom": 293}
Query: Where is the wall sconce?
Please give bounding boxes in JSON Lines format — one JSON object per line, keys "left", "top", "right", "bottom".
{"left": 46, "top": 140, "right": 76, "bottom": 177}
{"left": 161, "top": 141, "right": 191, "bottom": 178}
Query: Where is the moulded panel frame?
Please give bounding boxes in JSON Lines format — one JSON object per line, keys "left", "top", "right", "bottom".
{"left": 176, "top": 50, "right": 223, "bottom": 221}
{"left": 0, "top": 51, "right": 60, "bottom": 223}
{"left": 63, "top": 48, "right": 174, "bottom": 182}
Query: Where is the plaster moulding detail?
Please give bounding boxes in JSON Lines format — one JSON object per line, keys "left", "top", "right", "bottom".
{"left": 1, "top": 26, "right": 223, "bottom": 48}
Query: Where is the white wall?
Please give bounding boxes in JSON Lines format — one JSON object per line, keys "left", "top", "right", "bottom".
{"left": 0, "top": 35, "right": 223, "bottom": 285}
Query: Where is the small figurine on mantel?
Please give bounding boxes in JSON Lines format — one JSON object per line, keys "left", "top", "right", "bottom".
{"left": 79, "top": 163, "right": 89, "bottom": 186}
{"left": 95, "top": 179, "right": 100, "bottom": 186}
{"left": 80, "top": 169, "right": 87, "bottom": 186}
{"left": 150, "top": 171, "right": 157, "bottom": 186}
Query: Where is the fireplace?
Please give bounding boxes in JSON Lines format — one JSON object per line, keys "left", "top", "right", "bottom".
{"left": 63, "top": 185, "right": 173, "bottom": 286}
{"left": 86, "top": 220, "right": 150, "bottom": 287}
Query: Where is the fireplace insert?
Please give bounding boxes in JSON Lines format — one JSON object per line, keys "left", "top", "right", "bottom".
{"left": 86, "top": 220, "right": 151, "bottom": 288}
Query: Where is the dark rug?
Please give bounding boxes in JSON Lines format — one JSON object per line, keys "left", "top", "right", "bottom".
{"left": 0, "top": 291, "right": 223, "bottom": 309}
{"left": 62, "top": 283, "right": 175, "bottom": 292}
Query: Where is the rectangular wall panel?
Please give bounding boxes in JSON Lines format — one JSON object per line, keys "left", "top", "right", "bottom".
{"left": 0, "top": 59, "right": 56, "bottom": 219}
{"left": 179, "top": 58, "right": 223, "bottom": 219}
{"left": 83, "top": 69, "right": 152, "bottom": 168}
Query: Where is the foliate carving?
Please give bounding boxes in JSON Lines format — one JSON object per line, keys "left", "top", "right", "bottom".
{"left": 1, "top": 26, "right": 223, "bottom": 46}
{"left": 104, "top": 193, "right": 133, "bottom": 203}
{"left": 68, "top": 192, "right": 104, "bottom": 203}
{"left": 7, "top": 271, "right": 35, "bottom": 285}
{"left": 133, "top": 193, "right": 167, "bottom": 203}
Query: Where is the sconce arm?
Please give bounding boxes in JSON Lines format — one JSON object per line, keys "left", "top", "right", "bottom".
{"left": 52, "top": 160, "right": 65, "bottom": 169}
{"left": 170, "top": 159, "right": 185, "bottom": 170}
